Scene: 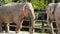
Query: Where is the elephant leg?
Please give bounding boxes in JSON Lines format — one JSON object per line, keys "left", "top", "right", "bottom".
{"left": 15, "top": 24, "right": 20, "bottom": 33}
{"left": 29, "top": 19, "right": 35, "bottom": 34}
{"left": 4, "top": 23, "right": 9, "bottom": 33}
{"left": 15, "top": 18, "right": 23, "bottom": 33}
{"left": 47, "top": 21, "right": 55, "bottom": 34}
{"left": 28, "top": 13, "right": 35, "bottom": 34}
{"left": 0, "top": 23, "right": 3, "bottom": 33}
{"left": 51, "top": 22, "right": 55, "bottom": 34}
{"left": 55, "top": 19, "right": 60, "bottom": 34}
{"left": 47, "top": 16, "right": 55, "bottom": 34}
{"left": 56, "top": 24, "right": 60, "bottom": 34}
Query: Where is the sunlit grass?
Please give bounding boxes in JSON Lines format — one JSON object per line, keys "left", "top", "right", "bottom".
{"left": 34, "top": 23, "right": 42, "bottom": 27}
{"left": 34, "top": 23, "right": 48, "bottom": 27}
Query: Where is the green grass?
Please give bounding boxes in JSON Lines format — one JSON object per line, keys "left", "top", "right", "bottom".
{"left": 34, "top": 23, "right": 48, "bottom": 27}
{"left": 34, "top": 23, "right": 42, "bottom": 27}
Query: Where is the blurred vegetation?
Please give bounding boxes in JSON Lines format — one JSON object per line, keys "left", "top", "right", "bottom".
{"left": 30, "top": 0, "right": 45, "bottom": 10}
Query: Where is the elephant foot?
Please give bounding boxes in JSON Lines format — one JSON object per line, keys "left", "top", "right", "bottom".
{"left": 0, "top": 31, "right": 3, "bottom": 33}
{"left": 16, "top": 30, "right": 20, "bottom": 33}
{"left": 16, "top": 31, "right": 20, "bottom": 33}
{"left": 5, "top": 30, "right": 9, "bottom": 33}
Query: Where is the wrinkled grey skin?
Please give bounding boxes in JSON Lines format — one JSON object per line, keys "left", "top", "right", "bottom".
{"left": 0, "top": 2, "right": 35, "bottom": 34}
{"left": 46, "top": 3, "right": 60, "bottom": 34}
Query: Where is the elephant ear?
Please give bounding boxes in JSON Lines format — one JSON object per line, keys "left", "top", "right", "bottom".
{"left": 46, "top": 3, "right": 53, "bottom": 15}
{"left": 46, "top": 3, "right": 57, "bottom": 15}
{"left": 52, "top": 3, "right": 58, "bottom": 14}
{"left": 50, "top": 4, "right": 55, "bottom": 14}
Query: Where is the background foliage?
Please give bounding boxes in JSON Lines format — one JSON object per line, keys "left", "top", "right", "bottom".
{"left": 30, "top": 0, "right": 45, "bottom": 10}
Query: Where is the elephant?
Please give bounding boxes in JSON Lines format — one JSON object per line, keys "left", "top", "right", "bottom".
{"left": 46, "top": 3, "right": 60, "bottom": 34}
{"left": 0, "top": 2, "right": 35, "bottom": 34}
